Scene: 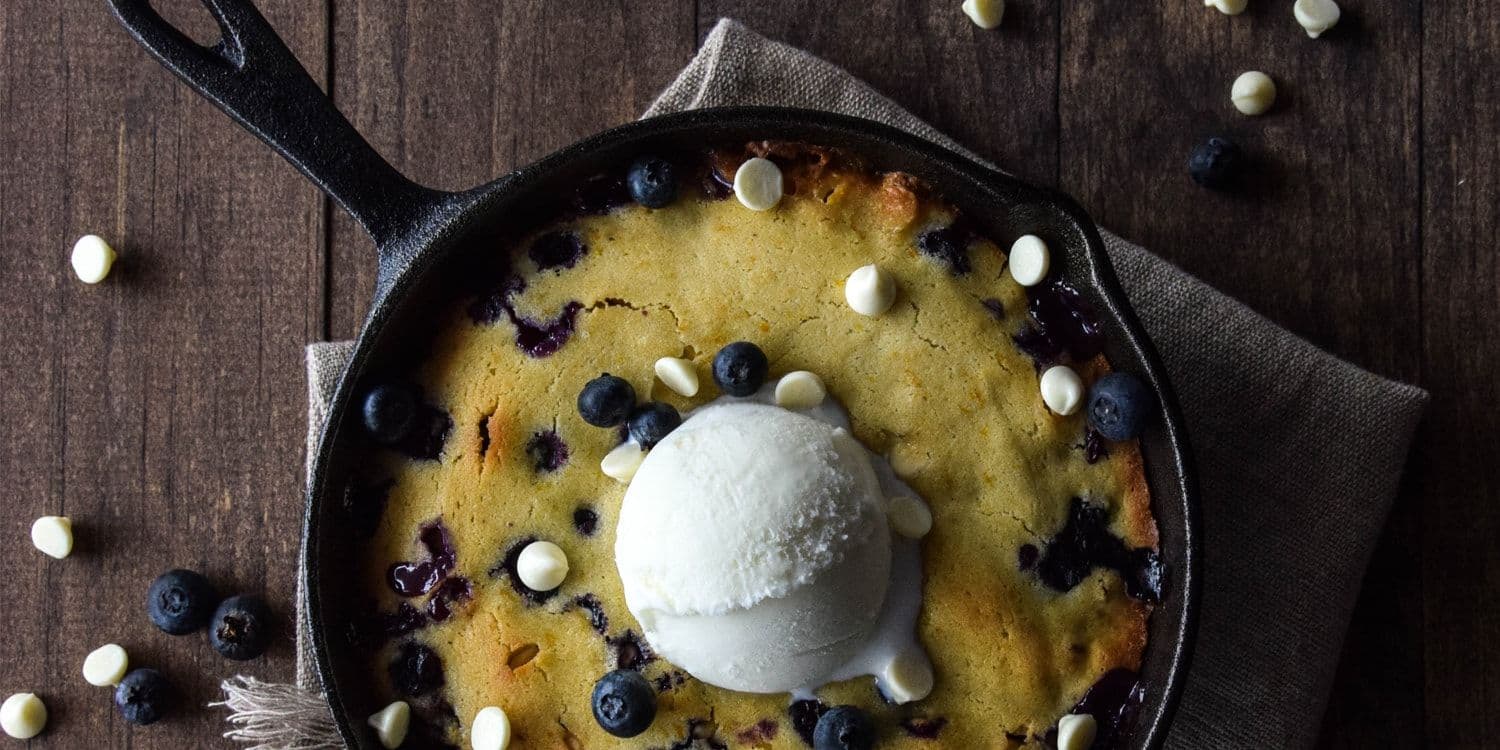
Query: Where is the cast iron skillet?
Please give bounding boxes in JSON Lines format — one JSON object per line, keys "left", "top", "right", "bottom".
{"left": 107, "top": 1, "right": 1198, "bottom": 747}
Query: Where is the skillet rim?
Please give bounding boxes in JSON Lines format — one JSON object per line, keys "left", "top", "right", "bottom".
{"left": 305, "top": 105, "right": 1199, "bottom": 750}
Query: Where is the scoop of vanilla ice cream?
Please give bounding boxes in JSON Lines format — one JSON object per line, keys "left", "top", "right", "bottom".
{"left": 614, "top": 401, "right": 892, "bottom": 694}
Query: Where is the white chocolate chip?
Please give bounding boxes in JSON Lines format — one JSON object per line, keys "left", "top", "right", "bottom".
{"left": 1231, "top": 71, "right": 1277, "bottom": 116}
{"left": 471, "top": 706, "right": 512, "bottom": 750}
{"left": 1057, "top": 713, "right": 1099, "bottom": 750}
{"left": 844, "top": 264, "right": 898, "bottom": 316}
{"left": 1039, "top": 365, "right": 1085, "bottom": 416}
{"left": 1294, "top": 0, "right": 1340, "bottom": 38}
{"left": 888, "top": 441, "right": 931, "bottom": 478}
{"left": 733, "top": 157, "right": 783, "bottom": 211}
{"left": 1203, "top": 0, "right": 1247, "bottom": 15}
{"left": 961, "top": 0, "right": 1004, "bottom": 29}
{"left": 70, "top": 234, "right": 117, "bottom": 284}
{"left": 516, "top": 541, "right": 569, "bottom": 592}
{"left": 654, "top": 357, "right": 700, "bottom": 397}
{"left": 367, "top": 700, "right": 411, "bottom": 750}
{"left": 1008, "top": 235, "right": 1051, "bottom": 287}
{"left": 888, "top": 496, "right": 933, "bottom": 538}
{"left": 774, "top": 371, "right": 827, "bottom": 410}
{"left": 82, "top": 644, "right": 129, "bottom": 687}
{"left": 0, "top": 693, "right": 47, "bottom": 740}
{"left": 880, "top": 646, "right": 935, "bottom": 704}
{"left": 30, "top": 516, "right": 73, "bottom": 559}
{"left": 601, "top": 442, "right": 648, "bottom": 484}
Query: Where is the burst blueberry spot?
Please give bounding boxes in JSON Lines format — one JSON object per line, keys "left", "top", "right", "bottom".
{"left": 1018, "top": 543, "right": 1040, "bottom": 570}
{"left": 388, "top": 521, "right": 457, "bottom": 597}
{"left": 513, "top": 302, "right": 584, "bottom": 358}
{"left": 1084, "top": 427, "right": 1109, "bottom": 464}
{"left": 389, "top": 560, "right": 442, "bottom": 597}
{"left": 389, "top": 641, "right": 445, "bottom": 697}
{"left": 426, "top": 576, "right": 473, "bottom": 622}
{"left": 525, "top": 430, "right": 570, "bottom": 473}
{"left": 574, "top": 173, "right": 633, "bottom": 215}
{"left": 529, "top": 231, "right": 587, "bottom": 271}
{"left": 1013, "top": 280, "right": 1105, "bottom": 367}
{"left": 381, "top": 602, "right": 428, "bottom": 638}
{"left": 573, "top": 594, "right": 609, "bottom": 634}
{"left": 469, "top": 275, "right": 584, "bottom": 358}
{"left": 901, "top": 717, "right": 948, "bottom": 739}
{"left": 574, "top": 507, "right": 600, "bottom": 537}
{"left": 916, "top": 226, "right": 972, "bottom": 275}
{"left": 736, "top": 719, "right": 779, "bottom": 744}
{"left": 1034, "top": 498, "right": 1163, "bottom": 602}
{"left": 608, "top": 629, "right": 655, "bottom": 670}
{"left": 1067, "top": 668, "right": 1146, "bottom": 748}
{"left": 789, "top": 699, "right": 829, "bottom": 746}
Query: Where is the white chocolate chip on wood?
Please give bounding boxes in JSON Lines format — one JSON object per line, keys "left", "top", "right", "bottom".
{"left": 888, "top": 496, "right": 933, "bottom": 538}
{"left": 1008, "top": 235, "right": 1051, "bottom": 287}
{"left": 471, "top": 706, "right": 513, "bottom": 750}
{"left": 654, "top": 357, "right": 700, "bottom": 397}
{"left": 1231, "top": 71, "right": 1277, "bottom": 116}
{"left": 1057, "top": 713, "right": 1099, "bottom": 750}
{"left": 844, "top": 264, "right": 898, "bottom": 316}
{"left": 367, "top": 701, "right": 410, "bottom": 750}
{"left": 71, "top": 234, "right": 117, "bottom": 284}
{"left": 880, "top": 646, "right": 935, "bottom": 704}
{"left": 775, "top": 371, "right": 827, "bottom": 410}
{"left": 82, "top": 644, "right": 129, "bottom": 687}
{"left": 1294, "top": 0, "right": 1340, "bottom": 38}
{"left": 733, "top": 157, "right": 784, "bottom": 211}
{"left": 1039, "top": 365, "right": 1085, "bottom": 416}
{"left": 31, "top": 516, "right": 73, "bottom": 559}
{"left": 515, "top": 541, "right": 569, "bottom": 592}
{"left": 601, "top": 442, "right": 648, "bottom": 484}
{"left": 961, "top": 0, "right": 1004, "bottom": 29}
{"left": 0, "top": 693, "right": 47, "bottom": 740}
{"left": 1204, "top": 0, "right": 1247, "bottom": 15}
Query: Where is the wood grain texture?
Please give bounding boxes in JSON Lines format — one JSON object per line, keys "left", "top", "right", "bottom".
{"left": 0, "top": 0, "right": 324, "bottom": 746}
{"left": 1418, "top": 0, "right": 1500, "bottom": 746}
{"left": 326, "top": 0, "right": 695, "bottom": 339}
{"left": 0, "top": 0, "right": 1494, "bottom": 747}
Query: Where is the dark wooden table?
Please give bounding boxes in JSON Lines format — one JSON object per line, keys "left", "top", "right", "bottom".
{"left": 1, "top": 0, "right": 1493, "bottom": 747}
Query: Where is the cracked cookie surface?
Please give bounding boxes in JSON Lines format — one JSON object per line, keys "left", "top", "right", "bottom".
{"left": 359, "top": 148, "right": 1156, "bottom": 748}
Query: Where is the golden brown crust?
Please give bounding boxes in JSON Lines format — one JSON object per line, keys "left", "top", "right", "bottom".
{"left": 358, "top": 148, "right": 1158, "bottom": 748}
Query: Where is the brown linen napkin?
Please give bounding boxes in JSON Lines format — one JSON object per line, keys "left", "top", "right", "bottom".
{"left": 219, "top": 19, "right": 1429, "bottom": 750}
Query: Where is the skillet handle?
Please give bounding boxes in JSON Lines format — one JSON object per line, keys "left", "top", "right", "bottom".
{"left": 106, "top": 0, "right": 450, "bottom": 256}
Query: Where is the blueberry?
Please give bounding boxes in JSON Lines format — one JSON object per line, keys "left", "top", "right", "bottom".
{"left": 209, "top": 594, "right": 274, "bottom": 660}
{"left": 362, "top": 383, "right": 417, "bottom": 445}
{"left": 1087, "top": 372, "right": 1153, "bottom": 441}
{"left": 712, "top": 341, "right": 769, "bottom": 397}
{"left": 591, "top": 669, "right": 657, "bottom": 737}
{"left": 813, "top": 705, "right": 875, "bottom": 750}
{"left": 146, "top": 569, "right": 218, "bottom": 635}
{"left": 1187, "top": 136, "right": 1243, "bottom": 189}
{"left": 578, "top": 374, "right": 637, "bottom": 427}
{"left": 627, "top": 402, "right": 682, "bottom": 449}
{"left": 627, "top": 155, "right": 679, "bottom": 208}
{"left": 114, "top": 668, "right": 172, "bottom": 725}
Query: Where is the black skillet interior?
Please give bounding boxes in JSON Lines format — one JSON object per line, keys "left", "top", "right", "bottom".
{"left": 106, "top": 1, "right": 1197, "bottom": 748}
